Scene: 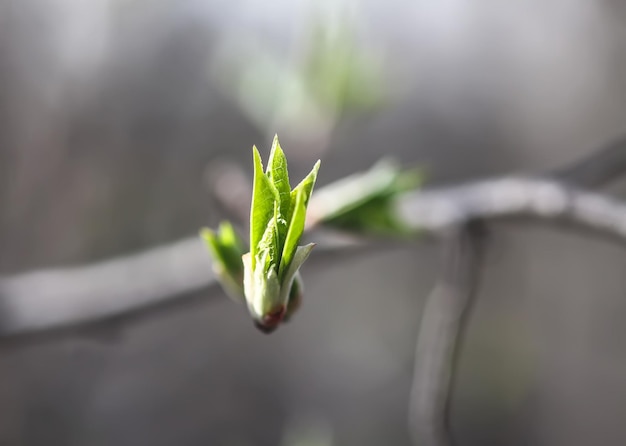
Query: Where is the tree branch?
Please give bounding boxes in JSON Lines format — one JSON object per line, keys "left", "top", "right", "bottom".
{"left": 553, "top": 136, "right": 626, "bottom": 188}
{"left": 0, "top": 231, "right": 367, "bottom": 336}
{"left": 405, "top": 135, "right": 626, "bottom": 446}
{"left": 409, "top": 224, "right": 485, "bottom": 446}
{"left": 396, "top": 176, "right": 626, "bottom": 241}
{"left": 1, "top": 137, "right": 626, "bottom": 337}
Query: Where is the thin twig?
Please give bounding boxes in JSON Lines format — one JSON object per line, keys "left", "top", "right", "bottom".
{"left": 396, "top": 176, "right": 626, "bottom": 241}
{"left": 409, "top": 224, "right": 485, "bottom": 446}
{"left": 553, "top": 136, "right": 626, "bottom": 188}
{"left": 0, "top": 232, "right": 369, "bottom": 336}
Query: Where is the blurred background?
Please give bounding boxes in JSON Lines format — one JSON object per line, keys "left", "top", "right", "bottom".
{"left": 1, "top": 0, "right": 626, "bottom": 445}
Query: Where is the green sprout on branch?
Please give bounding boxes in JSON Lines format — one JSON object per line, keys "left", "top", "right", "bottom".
{"left": 200, "top": 221, "right": 246, "bottom": 301}
{"left": 310, "top": 159, "right": 423, "bottom": 235}
{"left": 201, "top": 137, "right": 426, "bottom": 333}
{"left": 202, "top": 136, "right": 319, "bottom": 333}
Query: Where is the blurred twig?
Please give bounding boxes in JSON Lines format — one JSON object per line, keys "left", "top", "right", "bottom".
{"left": 396, "top": 176, "right": 626, "bottom": 240}
{"left": 409, "top": 224, "right": 485, "bottom": 446}
{"left": 0, "top": 136, "right": 625, "bottom": 340}
{"left": 0, "top": 232, "right": 368, "bottom": 336}
{"left": 554, "top": 136, "right": 626, "bottom": 188}
{"left": 406, "top": 135, "right": 626, "bottom": 446}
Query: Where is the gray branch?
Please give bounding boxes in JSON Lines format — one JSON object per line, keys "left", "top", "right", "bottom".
{"left": 0, "top": 178, "right": 625, "bottom": 337}
{"left": 396, "top": 176, "right": 626, "bottom": 240}
{"left": 405, "top": 135, "right": 626, "bottom": 446}
{"left": 1, "top": 139, "right": 626, "bottom": 337}
{"left": 404, "top": 176, "right": 626, "bottom": 446}
{"left": 409, "top": 226, "right": 484, "bottom": 446}
{"left": 0, "top": 232, "right": 364, "bottom": 336}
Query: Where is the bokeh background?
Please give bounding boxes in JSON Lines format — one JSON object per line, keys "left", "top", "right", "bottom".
{"left": 1, "top": 0, "right": 626, "bottom": 445}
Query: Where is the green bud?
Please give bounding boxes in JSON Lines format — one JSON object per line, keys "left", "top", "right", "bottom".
{"left": 244, "top": 135, "right": 319, "bottom": 332}
{"left": 200, "top": 222, "right": 247, "bottom": 302}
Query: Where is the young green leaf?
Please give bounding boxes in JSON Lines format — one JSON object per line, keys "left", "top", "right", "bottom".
{"left": 291, "top": 159, "right": 321, "bottom": 209}
{"left": 265, "top": 135, "right": 291, "bottom": 262}
{"left": 200, "top": 222, "right": 247, "bottom": 301}
{"left": 280, "top": 160, "right": 320, "bottom": 277}
{"left": 266, "top": 135, "right": 291, "bottom": 209}
{"left": 279, "top": 243, "right": 315, "bottom": 304}
{"left": 200, "top": 222, "right": 245, "bottom": 273}
{"left": 279, "top": 187, "right": 306, "bottom": 278}
{"left": 250, "top": 145, "right": 280, "bottom": 269}
{"left": 257, "top": 201, "right": 280, "bottom": 272}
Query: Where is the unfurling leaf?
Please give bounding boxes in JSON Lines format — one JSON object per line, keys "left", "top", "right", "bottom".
{"left": 245, "top": 137, "right": 320, "bottom": 332}
{"left": 200, "top": 222, "right": 247, "bottom": 302}
{"left": 202, "top": 135, "right": 320, "bottom": 333}
{"left": 250, "top": 145, "right": 280, "bottom": 269}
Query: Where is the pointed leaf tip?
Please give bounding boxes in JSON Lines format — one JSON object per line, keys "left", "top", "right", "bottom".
{"left": 291, "top": 158, "right": 320, "bottom": 210}
{"left": 266, "top": 136, "right": 290, "bottom": 198}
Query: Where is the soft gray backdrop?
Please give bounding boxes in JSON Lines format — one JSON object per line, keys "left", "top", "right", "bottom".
{"left": 1, "top": 1, "right": 626, "bottom": 445}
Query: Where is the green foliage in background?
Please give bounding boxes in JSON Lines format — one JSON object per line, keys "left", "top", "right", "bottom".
{"left": 311, "top": 159, "right": 423, "bottom": 236}
{"left": 200, "top": 221, "right": 247, "bottom": 302}
{"left": 212, "top": 9, "right": 385, "bottom": 138}
{"left": 302, "top": 17, "right": 384, "bottom": 114}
